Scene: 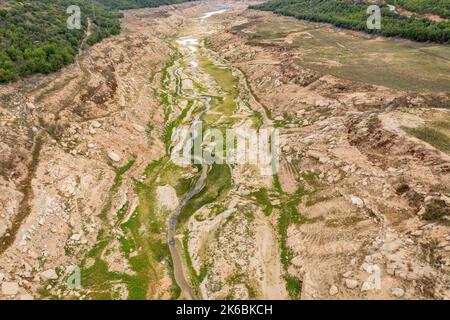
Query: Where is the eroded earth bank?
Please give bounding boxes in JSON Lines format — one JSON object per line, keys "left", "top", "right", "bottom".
{"left": 1, "top": 0, "right": 450, "bottom": 300}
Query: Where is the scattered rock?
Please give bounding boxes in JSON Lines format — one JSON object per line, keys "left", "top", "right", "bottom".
{"left": 361, "top": 278, "right": 379, "bottom": 292}
{"left": 70, "top": 233, "right": 82, "bottom": 242}
{"left": 411, "top": 230, "right": 423, "bottom": 236}
{"left": 239, "top": 188, "right": 251, "bottom": 196}
{"left": 26, "top": 102, "right": 36, "bottom": 110}
{"left": 119, "top": 96, "right": 126, "bottom": 108}
{"left": 391, "top": 287, "right": 405, "bottom": 298}
{"left": 133, "top": 124, "right": 146, "bottom": 132}
{"left": 381, "top": 240, "right": 402, "bottom": 253}
{"left": 306, "top": 150, "right": 326, "bottom": 160}
{"left": 271, "top": 199, "right": 281, "bottom": 206}
{"left": 40, "top": 269, "right": 58, "bottom": 281}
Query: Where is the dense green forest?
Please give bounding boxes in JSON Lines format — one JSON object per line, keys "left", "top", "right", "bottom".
{"left": 95, "top": 0, "right": 195, "bottom": 10}
{"left": 387, "top": 0, "right": 450, "bottom": 19}
{"left": 0, "top": 0, "right": 194, "bottom": 83}
{"left": 250, "top": 0, "right": 450, "bottom": 43}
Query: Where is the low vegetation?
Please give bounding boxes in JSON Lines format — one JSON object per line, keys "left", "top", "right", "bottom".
{"left": 387, "top": 0, "right": 450, "bottom": 19}
{"left": 403, "top": 126, "right": 450, "bottom": 153}
{"left": 272, "top": 175, "right": 310, "bottom": 299}
{"left": 178, "top": 164, "right": 232, "bottom": 224}
{"left": 96, "top": 0, "right": 195, "bottom": 10}
{"left": 0, "top": 0, "right": 194, "bottom": 82}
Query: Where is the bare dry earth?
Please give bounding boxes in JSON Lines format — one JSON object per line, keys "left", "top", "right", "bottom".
{"left": 0, "top": 0, "right": 450, "bottom": 300}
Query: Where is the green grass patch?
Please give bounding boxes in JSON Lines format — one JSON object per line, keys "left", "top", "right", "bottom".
{"left": 273, "top": 175, "right": 308, "bottom": 299}
{"left": 146, "top": 122, "right": 154, "bottom": 146}
{"left": 113, "top": 159, "right": 136, "bottom": 190}
{"left": 251, "top": 188, "right": 274, "bottom": 216}
{"left": 76, "top": 157, "right": 190, "bottom": 300}
{"left": 174, "top": 176, "right": 196, "bottom": 197}
{"left": 164, "top": 100, "right": 193, "bottom": 151}
{"left": 182, "top": 231, "right": 201, "bottom": 298}
{"left": 178, "top": 164, "right": 232, "bottom": 224}
{"left": 432, "top": 120, "right": 450, "bottom": 130}
{"left": 278, "top": 196, "right": 306, "bottom": 270}
{"left": 98, "top": 159, "right": 135, "bottom": 221}
{"left": 403, "top": 126, "right": 450, "bottom": 153}
{"left": 236, "top": 67, "right": 273, "bottom": 120}
{"left": 161, "top": 51, "right": 178, "bottom": 90}
{"left": 284, "top": 274, "right": 302, "bottom": 300}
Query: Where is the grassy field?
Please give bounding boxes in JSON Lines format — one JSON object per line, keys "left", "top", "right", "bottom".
{"left": 198, "top": 55, "right": 239, "bottom": 125}
{"left": 239, "top": 19, "right": 450, "bottom": 92}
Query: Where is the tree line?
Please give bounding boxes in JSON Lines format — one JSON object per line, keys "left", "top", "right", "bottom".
{"left": 250, "top": 0, "right": 450, "bottom": 44}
